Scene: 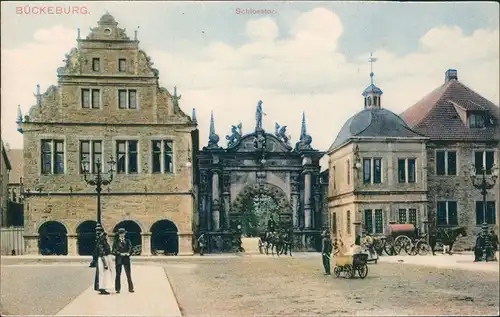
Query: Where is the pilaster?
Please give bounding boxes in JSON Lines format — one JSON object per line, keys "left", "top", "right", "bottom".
{"left": 24, "top": 233, "right": 39, "bottom": 255}
{"left": 141, "top": 232, "right": 152, "bottom": 256}
{"left": 67, "top": 234, "right": 78, "bottom": 256}
{"left": 178, "top": 233, "right": 194, "bottom": 255}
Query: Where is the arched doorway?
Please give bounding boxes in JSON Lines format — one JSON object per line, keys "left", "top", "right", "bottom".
{"left": 38, "top": 221, "right": 68, "bottom": 255}
{"left": 231, "top": 183, "right": 293, "bottom": 236}
{"left": 76, "top": 220, "right": 97, "bottom": 255}
{"left": 240, "top": 194, "right": 280, "bottom": 237}
{"left": 150, "top": 220, "right": 179, "bottom": 256}
{"left": 113, "top": 221, "right": 142, "bottom": 255}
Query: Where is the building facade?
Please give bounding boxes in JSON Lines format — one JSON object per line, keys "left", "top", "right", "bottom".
{"left": 17, "top": 14, "right": 197, "bottom": 256}
{"left": 1, "top": 140, "right": 12, "bottom": 227}
{"left": 401, "top": 69, "right": 499, "bottom": 248}
{"left": 327, "top": 71, "right": 428, "bottom": 246}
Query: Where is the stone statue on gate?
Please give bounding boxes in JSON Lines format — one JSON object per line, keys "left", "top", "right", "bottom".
{"left": 225, "top": 123, "right": 243, "bottom": 147}
{"left": 255, "top": 100, "right": 265, "bottom": 131}
{"left": 274, "top": 122, "right": 290, "bottom": 145}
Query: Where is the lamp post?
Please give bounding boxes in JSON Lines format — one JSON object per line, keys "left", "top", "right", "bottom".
{"left": 81, "top": 156, "right": 116, "bottom": 224}
{"left": 82, "top": 156, "right": 116, "bottom": 267}
{"left": 470, "top": 163, "right": 498, "bottom": 262}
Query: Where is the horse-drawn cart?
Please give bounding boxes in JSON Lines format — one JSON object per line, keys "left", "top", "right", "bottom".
{"left": 333, "top": 245, "right": 369, "bottom": 279}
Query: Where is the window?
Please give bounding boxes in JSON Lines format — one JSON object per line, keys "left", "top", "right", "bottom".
{"left": 118, "top": 89, "right": 138, "bottom": 109}
{"left": 332, "top": 166, "right": 336, "bottom": 189}
{"left": 346, "top": 160, "right": 350, "bottom": 185}
{"left": 437, "top": 151, "right": 457, "bottom": 176}
{"left": 475, "top": 151, "right": 495, "bottom": 175}
{"left": 92, "top": 58, "right": 100, "bottom": 71}
{"left": 363, "top": 158, "right": 382, "bottom": 184}
{"left": 468, "top": 113, "right": 485, "bottom": 128}
{"left": 364, "top": 209, "right": 384, "bottom": 234}
{"left": 346, "top": 210, "right": 351, "bottom": 234}
{"left": 437, "top": 201, "right": 458, "bottom": 226}
{"left": 373, "top": 158, "right": 381, "bottom": 184}
{"left": 332, "top": 212, "right": 337, "bottom": 235}
{"left": 116, "top": 140, "right": 138, "bottom": 174}
{"left": 151, "top": 140, "right": 174, "bottom": 173}
{"left": 80, "top": 141, "right": 102, "bottom": 174}
{"left": 81, "top": 89, "right": 100, "bottom": 109}
{"left": 364, "top": 209, "right": 373, "bottom": 234}
{"left": 41, "top": 140, "right": 64, "bottom": 175}
{"left": 475, "top": 201, "right": 496, "bottom": 225}
{"left": 409, "top": 209, "right": 417, "bottom": 226}
{"left": 398, "top": 209, "right": 407, "bottom": 224}
{"left": 398, "top": 159, "right": 406, "bottom": 183}
{"left": 363, "top": 159, "right": 371, "bottom": 184}
{"left": 118, "top": 58, "right": 126, "bottom": 72}
{"left": 398, "top": 158, "right": 417, "bottom": 183}
{"left": 375, "top": 209, "right": 383, "bottom": 233}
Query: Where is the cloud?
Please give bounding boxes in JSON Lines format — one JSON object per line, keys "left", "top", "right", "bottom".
{"left": 1, "top": 7, "right": 499, "bottom": 173}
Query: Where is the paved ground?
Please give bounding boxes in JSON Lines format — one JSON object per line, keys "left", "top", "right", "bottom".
{"left": 379, "top": 254, "right": 500, "bottom": 273}
{"left": 1, "top": 254, "right": 499, "bottom": 316}
{"left": 164, "top": 255, "right": 499, "bottom": 316}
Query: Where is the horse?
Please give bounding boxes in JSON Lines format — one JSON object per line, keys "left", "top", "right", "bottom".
{"left": 429, "top": 226, "right": 467, "bottom": 256}
{"left": 278, "top": 230, "right": 293, "bottom": 256}
{"left": 263, "top": 231, "right": 280, "bottom": 256}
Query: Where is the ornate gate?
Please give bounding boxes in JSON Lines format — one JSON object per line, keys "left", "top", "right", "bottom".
{"left": 196, "top": 100, "right": 325, "bottom": 252}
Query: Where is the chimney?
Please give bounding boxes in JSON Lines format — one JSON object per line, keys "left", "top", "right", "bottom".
{"left": 445, "top": 69, "right": 458, "bottom": 82}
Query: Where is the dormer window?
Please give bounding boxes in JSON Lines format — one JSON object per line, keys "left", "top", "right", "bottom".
{"left": 92, "top": 58, "right": 100, "bottom": 72}
{"left": 468, "top": 112, "right": 485, "bottom": 128}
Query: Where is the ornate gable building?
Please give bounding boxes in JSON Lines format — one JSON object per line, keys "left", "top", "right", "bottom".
{"left": 17, "top": 13, "right": 197, "bottom": 256}
{"left": 401, "top": 69, "right": 499, "bottom": 247}
{"left": 327, "top": 69, "right": 428, "bottom": 246}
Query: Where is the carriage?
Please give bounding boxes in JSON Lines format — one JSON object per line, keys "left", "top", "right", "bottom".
{"left": 333, "top": 249, "right": 369, "bottom": 279}
{"left": 371, "top": 224, "right": 429, "bottom": 256}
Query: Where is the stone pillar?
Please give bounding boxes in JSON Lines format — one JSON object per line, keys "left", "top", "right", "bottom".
{"left": 313, "top": 174, "right": 321, "bottom": 229}
{"left": 67, "top": 234, "right": 78, "bottom": 256}
{"left": 199, "top": 172, "right": 209, "bottom": 231}
{"left": 222, "top": 172, "right": 231, "bottom": 229}
{"left": 24, "top": 233, "right": 39, "bottom": 255}
{"left": 141, "top": 232, "right": 152, "bottom": 256}
{"left": 304, "top": 172, "right": 312, "bottom": 229}
{"left": 178, "top": 233, "right": 194, "bottom": 255}
{"left": 212, "top": 172, "right": 220, "bottom": 230}
{"left": 291, "top": 173, "right": 300, "bottom": 228}
{"left": 387, "top": 142, "right": 394, "bottom": 186}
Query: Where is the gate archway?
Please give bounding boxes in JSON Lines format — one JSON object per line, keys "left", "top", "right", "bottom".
{"left": 231, "top": 183, "right": 292, "bottom": 236}
{"left": 150, "top": 220, "right": 179, "bottom": 255}
{"left": 113, "top": 221, "right": 142, "bottom": 255}
{"left": 38, "top": 221, "right": 68, "bottom": 255}
{"left": 76, "top": 220, "right": 97, "bottom": 255}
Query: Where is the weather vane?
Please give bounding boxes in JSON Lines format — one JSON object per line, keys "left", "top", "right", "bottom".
{"left": 368, "top": 52, "right": 378, "bottom": 84}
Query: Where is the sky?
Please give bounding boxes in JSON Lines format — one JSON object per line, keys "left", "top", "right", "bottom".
{"left": 1, "top": 1, "right": 499, "bottom": 169}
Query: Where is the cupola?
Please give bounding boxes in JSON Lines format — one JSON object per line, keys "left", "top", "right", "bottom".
{"left": 362, "top": 53, "right": 383, "bottom": 109}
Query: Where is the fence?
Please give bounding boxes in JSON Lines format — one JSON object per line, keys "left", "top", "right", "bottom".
{"left": 0, "top": 226, "right": 24, "bottom": 255}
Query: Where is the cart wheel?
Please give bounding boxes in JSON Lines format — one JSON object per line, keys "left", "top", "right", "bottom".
{"left": 334, "top": 266, "right": 341, "bottom": 278}
{"left": 358, "top": 263, "right": 368, "bottom": 279}
{"left": 344, "top": 265, "right": 355, "bottom": 279}
{"left": 418, "top": 242, "right": 431, "bottom": 256}
{"left": 394, "top": 236, "right": 412, "bottom": 255}
{"left": 384, "top": 243, "right": 395, "bottom": 256}
{"left": 374, "top": 259, "right": 378, "bottom": 264}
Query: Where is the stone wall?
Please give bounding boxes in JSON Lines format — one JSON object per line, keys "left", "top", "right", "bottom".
{"left": 426, "top": 141, "right": 499, "bottom": 250}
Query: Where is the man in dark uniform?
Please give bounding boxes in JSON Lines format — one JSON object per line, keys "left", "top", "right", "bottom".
{"left": 490, "top": 230, "right": 499, "bottom": 252}
{"left": 474, "top": 232, "right": 485, "bottom": 262}
{"left": 321, "top": 230, "right": 332, "bottom": 275}
{"left": 112, "top": 228, "right": 134, "bottom": 293}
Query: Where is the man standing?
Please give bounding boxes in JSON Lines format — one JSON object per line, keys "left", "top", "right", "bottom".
{"left": 112, "top": 228, "right": 134, "bottom": 293}
{"left": 197, "top": 232, "right": 206, "bottom": 256}
{"left": 321, "top": 230, "right": 332, "bottom": 275}
{"left": 474, "top": 232, "right": 485, "bottom": 262}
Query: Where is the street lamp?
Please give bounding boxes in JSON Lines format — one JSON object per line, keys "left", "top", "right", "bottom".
{"left": 81, "top": 156, "right": 116, "bottom": 225}
{"left": 470, "top": 163, "right": 499, "bottom": 262}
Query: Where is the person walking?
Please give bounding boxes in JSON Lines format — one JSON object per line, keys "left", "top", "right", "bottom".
{"left": 321, "top": 230, "right": 332, "bottom": 275}
{"left": 93, "top": 223, "right": 114, "bottom": 295}
{"left": 112, "top": 228, "right": 134, "bottom": 293}
{"left": 197, "top": 232, "right": 206, "bottom": 256}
